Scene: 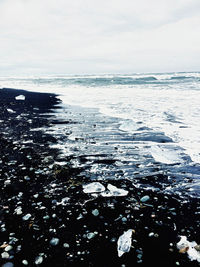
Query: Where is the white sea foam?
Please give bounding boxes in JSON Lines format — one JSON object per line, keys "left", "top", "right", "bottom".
{"left": 0, "top": 73, "right": 200, "bottom": 164}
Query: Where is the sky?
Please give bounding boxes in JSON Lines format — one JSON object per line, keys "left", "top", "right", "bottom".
{"left": 0, "top": 0, "right": 200, "bottom": 75}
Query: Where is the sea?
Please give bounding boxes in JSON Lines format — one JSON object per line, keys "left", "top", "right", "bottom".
{"left": 1, "top": 72, "right": 200, "bottom": 197}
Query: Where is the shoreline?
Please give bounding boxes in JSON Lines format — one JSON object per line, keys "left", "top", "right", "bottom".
{"left": 0, "top": 88, "right": 200, "bottom": 267}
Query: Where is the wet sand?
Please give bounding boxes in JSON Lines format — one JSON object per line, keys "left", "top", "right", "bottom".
{"left": 0, "top": 88, "right": 200, "bottom": 267}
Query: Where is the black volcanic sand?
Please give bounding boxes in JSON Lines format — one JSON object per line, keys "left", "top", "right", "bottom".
{"left": 0, "top": 88, "right": 200, "bottom": 267}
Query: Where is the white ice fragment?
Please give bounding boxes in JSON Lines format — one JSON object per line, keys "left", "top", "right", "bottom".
{"left": 83, "top": 182, "right": 105, "bottom": 194}
{"left": 50, "top": 238, "right": 59, "bottom": 246}
{"left": 4, "top": 179, "right": 11, "bottom": 185}
{"left": 15, "top": 95, "right": 25, "bottom": 100}
{"left": 151, "top": 145, "right": 183, "bottom": 164}
{"left": 101, "top": 184, "right": 128, "bottom": 197}
{"left": 22, "top": 260, "right": 28, "bottom": 265}
{"left": 57, "top": 197, "right": 70, "bottom": 206}
{"left": 1, "top": 252, "right": 10, "bottom": 259}
{"left": 117, "top": 229, "right": 133, "bottom": 257}
{"left": 35, "top": 255, "right": 43, "bottom": 265}
{"left": 22, "top": 214, "right": 31, "bottom": 221}
{"left": 7, "top": 108, "right": 15, "bottom": 114}
{"left": 14, "top": 207, "right": 22, "bottom": 215}
{"left": 4, "top": 245, "right": 13, "bottom": 252}
{"left": 177, "top": 236, "right": 200, "bottom": 263}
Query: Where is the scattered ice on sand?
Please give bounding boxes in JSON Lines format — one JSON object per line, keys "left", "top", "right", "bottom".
{"left": 177, "top": 236, "right": 200, "bottom": 263}
{"left": 117, "top": 229, "right": 133, "bottom": 257}
{"left": 83, "top": 182, "right": 128, "bottom": 197}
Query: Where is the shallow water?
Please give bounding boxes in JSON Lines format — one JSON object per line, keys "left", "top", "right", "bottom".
{"left": 1, "top": 72, "right": 200, "bottom": 196}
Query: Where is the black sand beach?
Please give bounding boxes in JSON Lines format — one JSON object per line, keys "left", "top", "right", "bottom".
{"left": 0, "top": 88, "right": 200, "bottom": 267}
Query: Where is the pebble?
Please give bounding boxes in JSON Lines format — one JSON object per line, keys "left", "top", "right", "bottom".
{"left": 63, "top": 243, "right": 70, "bottom": 248}
{"left": 22, "top": 260, "right": 29, "bottom": 265}
{"left": 92, "top": 209, "right": 99, "bottom": 216}
{"left": 50, "top": 238, "right": 59, "bottom": 246}
{"left": 140, "top": 195, "right": 150, "bottom": 203}
{"left": 137, "top": 253, "right": 143, "bottom": 260}
{"left": 122, "top": 217, "right": 127, "bottom": 222}
{"left": 2, "top": 263, "right": 14, "bottom": 267}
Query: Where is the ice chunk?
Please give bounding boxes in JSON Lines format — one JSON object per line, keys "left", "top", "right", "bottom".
{"left": 15, "top": 95, "right": 25, "bottom": 100}
{"left": 50, "top": 238, "right": 59, "bottom": 246}
{"left": 83, "top": 182, "right": 105, "bottom": 194}
{"left": 177, "top": 236, "right": 200, "bottom": 263}
{"left": 35, "top": 255, "right": 43, "bottom": 265}
{"left": 57, "top": 197, "right": 70, "bottom": 206}
{"left": 117, "top": 229, "right": 133, "bottom": 257}
{"left": 151, "top": 145, "right": 183, "bottom": 164}
{"left": 119, "top": 120, "right": 138, "bottom": 132}
{"left": 101, "top": 184, "right": 128, "bottom": 197}
{"left": 22, "top": 214, "right": 31, "bottom": 221}
{"left": 7, "top": 108, "right": 16, "bottom": 113}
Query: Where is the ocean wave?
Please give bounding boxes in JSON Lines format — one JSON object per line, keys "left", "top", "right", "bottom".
{"left": 170, "top": 76, "right": 192, "bottom": 80}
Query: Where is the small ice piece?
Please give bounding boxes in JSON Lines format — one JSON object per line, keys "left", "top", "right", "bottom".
{"left": 22, "top": 214, "right": 31, "bottom": 221}
{"left": 92, "top": 209, "right": 99, "bottom": 216}
{"left": 1, "top": 252, "right": 10, "bottom": 259}
{"left": 15, "top": 95, "right": 25, "bottom": 100}
{"left": 87, "top": 232, "right": 97, "bottom": 239}
{"left": 50, "top": 238, "right": 59, "bottom": 246}
{"left": 7, "top": 108, "right": 16, "bottom": 113}
{"left": 117, "top": 229, "right": 133, "bottom": 257}
{"left": 22, "top": 260, "right": 28, "bottom": 265}
{"left": 177, "top": 236, "right": 200, "bottom": 263}
{"left": 4, "top": 180, "right": 11, "bottom": 185}
{"left": 35, "top": 255, "right": 43, "bottom": 265}
{"left": 4, "top": 245, "right": 13, "bottom": 252}
{"left": 101, "top": 184, "right": 128, "bottom": 197}
{"left": 57, "top": 197, "right": 70, "bottom": 206}
{"left": 83, "top": 182, "right": 105, "bottom": 194}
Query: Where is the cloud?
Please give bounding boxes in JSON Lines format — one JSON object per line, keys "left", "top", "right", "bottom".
{"left": 0, "top": 0, "right": 199, "bottom": 74}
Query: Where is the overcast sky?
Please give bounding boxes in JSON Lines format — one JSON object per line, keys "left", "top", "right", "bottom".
{"left": 0, "top": 0, "right": 200, "bottom": 75}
